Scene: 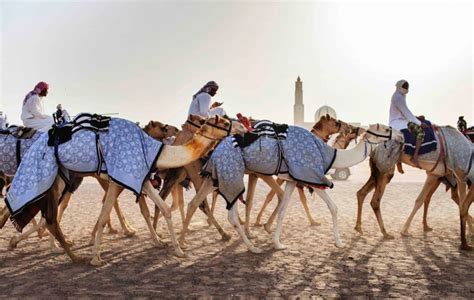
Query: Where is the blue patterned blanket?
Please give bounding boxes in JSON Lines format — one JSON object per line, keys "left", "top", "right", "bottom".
{"left": 5, "top": 118, "right": 162, "bottom": 230}
{"left": 401, "top": 121, "right": 437, "bottom": 155}
{"left": 0, "top": 128, "right": 43, "bottom": 176}
{"left": 202, "top": 125, "right": 336, "bottom": 209}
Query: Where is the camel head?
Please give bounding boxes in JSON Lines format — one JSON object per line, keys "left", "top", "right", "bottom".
{"left": 144, "top": 121, "right": 179, "bottom": 140}
{"left": 197, "top": 115, "right": 234, "bottom": 140}
{"left": 312, "top": 115, "right": 352, "bottom": 141}
{"left": 365, "top": 123, "right": 403, "bottom": 144}
{"left": 333, "top": 125, "right": 363, "bottom": 149}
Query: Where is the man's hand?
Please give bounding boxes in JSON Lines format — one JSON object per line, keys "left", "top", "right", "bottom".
{"left": 420, "top": 123, "right": 429, "bottom": 129}
{"left": 211, "top": 101, "right": 223, "bottom": 108}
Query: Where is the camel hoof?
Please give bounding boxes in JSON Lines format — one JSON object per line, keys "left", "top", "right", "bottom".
{"left": 206, "top": 218, "right": 213, "bottom": 226}
{"left": 8, "top": 236, "right": 19, "bottom": 249}
{"left": 264, "top": 223, "right": 272, "bottom": 234}
{"left": 179, "top": 239, "right": 188, "bottom": 249}
{"left": 221, "top": 233, "right": 231, "bottom": 242}
{"left": 254, "top": 222, "right": 262, "bottom": 227}
{"left": 52, "top": 246, "right": 65, "bottom": 253}
{"left": 65, "top": 238, "right": 75, "bottom": 247}
{"left": 460, "top": 244, "right": 473, "bottom": 251}
{"left": 152, "top": 239, "right": 167, "bottom": 248}
{"left": 400, "top": 231, "right": 411, "bottom": 237}
{"left": 90, "top": 257, "right": 104, "bottom": 266}
{"left": 37, "top": 227, "right": 46, "bottom": 239}
{"left": 123, "top": 228, "right": 136, "bottom": 237}
{"left": 423, "top": 226, "right": 433, "bottom": 232}
{"left": 383, "top": 234, "right": 395, "bottom": 240}
{"left": 249, "top": 247, "right": 263, "bottom": 254}
{"left": 310, "top": 220, "right": 321, "bottom": 227}
{"left": 354, "top": 225, "right": 363, "bottom": 234}
{"left": 274, "top": 242, "right": 287, "bottom": 250}
{"left": 106, "top": 227, "right": 119, "bottom": 234}
{"left": 174, "top": 248, "right": 186, "bottom": 258}
{"left": 335, "top": 241, "right": 345, "bottom": 248}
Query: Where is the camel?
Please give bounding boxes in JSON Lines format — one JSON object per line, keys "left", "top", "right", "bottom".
{"left": 253, "top": 124, "right": 361, "bottom": 232}
{"left": 354, "top": 124, "right": 474, "bottom": 250}
{"left": 177, "top": 123, "right": 399, "bottom": 253}
{"left": 5, "top": 120, "right": 180, "bottom": 250}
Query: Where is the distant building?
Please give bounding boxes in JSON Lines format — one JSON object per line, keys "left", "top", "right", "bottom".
{"left": 293, "top": 76, "right": 360, "bottom": 129}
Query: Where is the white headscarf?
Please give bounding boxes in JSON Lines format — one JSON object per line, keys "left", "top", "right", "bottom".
{"left": 396, "top": 80, "right": 409, "bottom": 95}
{"left": 193, "top": 81, "right": 219, "bottom": 100}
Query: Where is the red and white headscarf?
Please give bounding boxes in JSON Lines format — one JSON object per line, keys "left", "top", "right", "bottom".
{"left": 23, "top": 81, "right": 49, "bottom": 105}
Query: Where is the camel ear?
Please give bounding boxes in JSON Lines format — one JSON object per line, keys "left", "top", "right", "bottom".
{"left": 215, "top": 115, "right": 218, "bottom": 123}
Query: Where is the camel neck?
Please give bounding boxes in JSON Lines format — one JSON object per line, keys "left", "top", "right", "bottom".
{"left": 331, "top": 138, "right": 372, "bottom": 169}
{"left": 155, "top": 134, "right": 216, "bottom": 169}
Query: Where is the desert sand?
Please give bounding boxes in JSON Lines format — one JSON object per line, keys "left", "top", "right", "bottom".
{"left": 1, "top": 161, "right": 473, "bottom": 298}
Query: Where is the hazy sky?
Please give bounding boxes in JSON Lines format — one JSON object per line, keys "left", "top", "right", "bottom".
{"left": 1, "top": 1, "right": 472, "bottom": 127}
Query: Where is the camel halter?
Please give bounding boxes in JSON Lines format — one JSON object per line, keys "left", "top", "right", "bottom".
{"left": 186, "top": 119, "right": 202, "bottom": 129}
{"left": 198, "top": 116, "right": 232, "bottom": 141}
{"left": 366, "top": 126, "right": 392, "bottom": 141}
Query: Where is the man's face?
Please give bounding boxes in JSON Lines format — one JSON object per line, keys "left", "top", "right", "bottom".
{"left": 209, "top": 87, "right": 218, "bottom": 97}
{"left": 401, "top": 82, "right": 409, "bottom": 90}
{"left": 39, "top": 89, "right": 48, "bottom": 97}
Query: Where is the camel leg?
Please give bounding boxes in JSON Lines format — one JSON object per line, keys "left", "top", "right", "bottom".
{"left": 422, "top": 176, "right": 442, "bottom": 232}
{"left": 244, "top": 174, "right": 258, "bottom": 238}
{"left": 176, "top": 185, "right": 186, "bottom": 227}
{"left": 143, "top": 181, "right": 184, "bottom": 258}
{"left": 228, "top": 201, "right": 262, "bottom": 253}
{"left": 46, "top": 177, "right": 86, "bottom": 263}
{"left": 315, "top": 189, "right": 344, "bottom": 248}
{"left": 199, "top": 196, "right": 231, "bottom": 241}
{"left": 90, "top": 182, "right": 122, "bottom": 265}
{"left": 273, "top": 181, "right": 296, "bottom": 250}
{"left": 179, "top": 178, "right": 215, "bottom": 247}
{"left": 370, "top": 174, "right": 393, "bottom": 239}
{"left": 208, "top": 191, "right": 218, "bottom": 225}
{"left": 298, "top": 187, "right": 319, "bottom": 226}
{"left": 355, "top": 176, "right": 376, "bottom": 234}
{"left": 153, "top": 186, "right": 180, "bottom": 236}
{"left": 210, "top": 190, "right": 218, "bottom": 217}
{"left": 400, "top": 175, "right": 439, "bottom": 236}
{"left": 456, "top": 180, "right": 472, "bottom": 250}
{"left": 262, "top": 177, "right": 285, "bottom": 233}
{"left": 448, "top": 183, "right": 473, "bottom": 236}
{"left": 255, "top": 189, "right": 276, "bottom": 226}
{"left": 112, "top": 194, "right": 136, "bottom": 236}
{"left": 9, "top": 218, "right": 47, "bottom": 249}
{"left": 138, "top": 195, "right": 166, "bottom": 247}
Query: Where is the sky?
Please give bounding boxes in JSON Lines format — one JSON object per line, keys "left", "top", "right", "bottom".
{"left": 1, "top": 0, "right": 473, "bottom": 128}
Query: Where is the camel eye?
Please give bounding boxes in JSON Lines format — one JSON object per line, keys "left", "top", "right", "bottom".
{"left": 224, "top": 121, "right": 230, "bottom": 127}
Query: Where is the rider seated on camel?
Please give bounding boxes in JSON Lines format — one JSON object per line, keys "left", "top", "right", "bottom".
{"left": 21, "top": 81, "right": 54, "bottom": 132}
{"left": 188, "top": 81, "right": 227, "bottom": 118}
{"left": 389, "top": 80, "right": 428, "bottom": 168}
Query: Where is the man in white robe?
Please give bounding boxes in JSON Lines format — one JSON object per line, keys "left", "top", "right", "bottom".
{"left": 389, "top": 80, "right": 428, "bottom": 167}
{"left": 188, "top": 81, "right": 227, "bottom": 118}
{"left": 21, "top": 81, "right": 54, "bottom": 132}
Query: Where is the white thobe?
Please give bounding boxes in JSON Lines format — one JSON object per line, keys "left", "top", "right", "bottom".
{"left": 188, "top": 93, "right": 227, "bottom": 118}
{"left": 21, "top": 95, "right": 54, "bottom": 132}
{"left": 388, "top": 91, "right": 421, "bottom": 130}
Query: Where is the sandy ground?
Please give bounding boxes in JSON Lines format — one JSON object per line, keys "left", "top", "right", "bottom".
{"left": 1, "top": 161, "right": 473, "bottom": 298}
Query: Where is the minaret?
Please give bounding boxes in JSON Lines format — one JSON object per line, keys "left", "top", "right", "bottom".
{"left": 293, "top": 76, "right": 304, "bottom": 125}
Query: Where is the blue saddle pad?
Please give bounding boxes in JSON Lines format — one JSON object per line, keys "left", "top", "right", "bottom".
{"left": 401, "top": 120, "right": 437, "bottom": 155}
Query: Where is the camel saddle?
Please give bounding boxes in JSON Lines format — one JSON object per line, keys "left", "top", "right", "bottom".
{"left": 0, "top": 126, "right": 37, "bottom": 139}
